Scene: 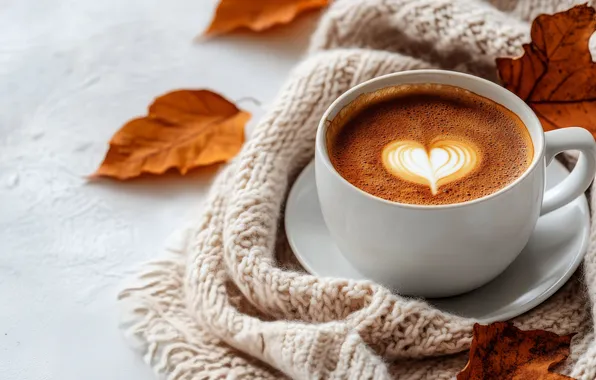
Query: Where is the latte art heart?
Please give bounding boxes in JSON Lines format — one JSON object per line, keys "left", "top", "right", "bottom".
{"left": 382, "top": 140, "right": 479, "bottom": 195}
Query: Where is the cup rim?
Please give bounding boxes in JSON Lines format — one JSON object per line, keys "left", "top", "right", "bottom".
{"left": 316, "top": 69, "right": 546, "bottom": 210}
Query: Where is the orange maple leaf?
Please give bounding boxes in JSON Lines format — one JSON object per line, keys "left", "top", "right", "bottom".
{"left": 497, "top": 4, "right": 596, "bottom": 136}
{"left": 204, "top": 0, "right": 329, "bottom": 36}
{"left": 93, "top": 90, "right": 250, "bottom": 180}
{"left": 457, "top": 323, "right": 575, "bottom": 380}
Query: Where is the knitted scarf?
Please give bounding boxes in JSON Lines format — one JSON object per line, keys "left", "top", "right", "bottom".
{"left": 120, "top": 0, "right": 596, "bottom": 378}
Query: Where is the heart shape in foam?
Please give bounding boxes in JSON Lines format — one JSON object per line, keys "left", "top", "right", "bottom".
{"left": 382, "top": 140, "right": 479, "bottom": 195}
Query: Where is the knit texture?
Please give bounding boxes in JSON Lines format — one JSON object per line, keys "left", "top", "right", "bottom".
{"left": 119, "top": 0, "right": 596, "bottom": 378}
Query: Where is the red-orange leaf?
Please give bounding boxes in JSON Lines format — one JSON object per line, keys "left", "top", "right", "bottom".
{"left": 93, "top": 90, "right": 250, "bottom": 180}
{"left": 457, "top": 323, "right": 575, "bottom": 380}
{"left": 204, "top": 0, "right": 329, "bottom": 36}
{"left": 497, "top": 4, "right": 596, "bottom": 136}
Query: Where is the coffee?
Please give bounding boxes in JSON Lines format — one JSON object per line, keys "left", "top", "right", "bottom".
{"left": 326, "top": 83, "right": 533, "bottom": 205}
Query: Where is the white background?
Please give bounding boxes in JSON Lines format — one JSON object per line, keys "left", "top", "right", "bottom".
{"left": 0, "top": 1, "right": 317, "bottom": 378}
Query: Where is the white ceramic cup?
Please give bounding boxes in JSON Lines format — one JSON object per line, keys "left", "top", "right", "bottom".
{"left": 315, "top": 70, "right": 596, "bottom": 298}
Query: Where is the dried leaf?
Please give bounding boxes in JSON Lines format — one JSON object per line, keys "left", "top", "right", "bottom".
{"left": 204, "top": 0, "right": 329, "bottom": 36}
{"left": 497, "top": 4, "right": 596, "bottom": 136}
{"left": 94, "top": 90, "right": 250, "bottom": 180}
{"left": 457, "top": 322, "right": 575, "bottom": 380}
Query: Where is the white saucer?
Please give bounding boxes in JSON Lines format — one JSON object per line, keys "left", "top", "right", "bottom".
{"left": 285, "top": 160, "right": 590, "bottom": 323}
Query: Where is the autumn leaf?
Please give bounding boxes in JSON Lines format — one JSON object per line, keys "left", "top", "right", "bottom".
{"left": 497, "top": 4, "right": 596, "bottom": 136}
{"left": 457, "top": 322, "right": 575, "bottom": 380}
{"left": 204, "top": 0, "right": 329, "bottom": 36}
{"left": 93, "top": 90, "right": 250, "bottom": 180}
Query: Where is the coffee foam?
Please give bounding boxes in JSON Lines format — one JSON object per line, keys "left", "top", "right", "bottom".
{"left": 382, "top": 139, "right": 479, "bottom": 195}
{"left": 327, "top": 83, "right": 533, "bottom": 205}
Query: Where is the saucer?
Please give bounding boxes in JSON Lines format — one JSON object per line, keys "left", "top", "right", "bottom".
{"left": 284, "top": 160, "right": 590, "bottom": 323}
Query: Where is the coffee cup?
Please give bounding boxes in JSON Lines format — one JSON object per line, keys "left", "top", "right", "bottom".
{"left": 315, "top": 70, "right": 596, "bottom": 297}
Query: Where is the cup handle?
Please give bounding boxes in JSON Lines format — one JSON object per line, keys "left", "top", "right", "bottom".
{"left": 541, "top": 128, "right": 596, "bottom": 215}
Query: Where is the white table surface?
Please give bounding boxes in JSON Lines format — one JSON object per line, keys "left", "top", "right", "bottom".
{"left": 0, "top": 1, "right": 315, "bottom": 378}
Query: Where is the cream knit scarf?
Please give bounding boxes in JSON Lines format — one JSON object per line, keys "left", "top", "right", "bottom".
{"left": 120, "top": 0, "right": 596, "bottom": 378}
